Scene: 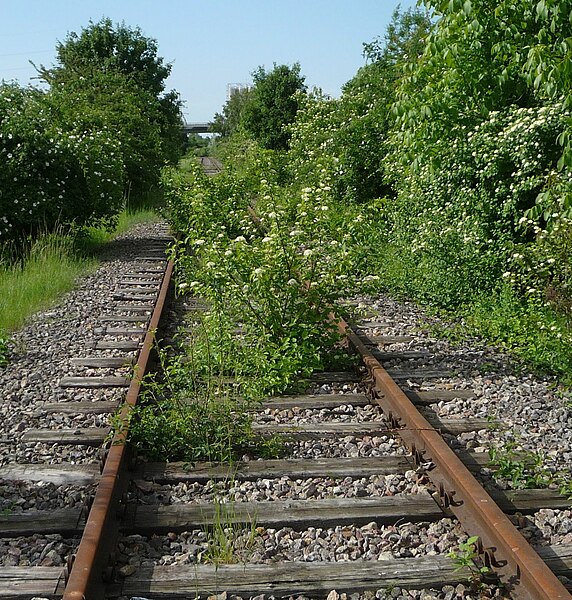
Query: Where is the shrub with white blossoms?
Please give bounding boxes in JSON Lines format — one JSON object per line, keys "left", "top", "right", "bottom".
{"left": 162, "top": 145, "right": 373, "bottom": 395}
{"left": 0, "top": 83, "right": 124, "bottom": 244}
{"left": 378, "top": 101, "right": 572, "bottom": 308}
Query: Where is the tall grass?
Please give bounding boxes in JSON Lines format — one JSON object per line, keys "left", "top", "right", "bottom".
{"left": 0, "top": 231, "right": 96, "bottom": 332}
{"left": 79, "top": 208, "right": 160, "bottom": 254}
{"left": 0, "top": 207, "right": 160, "bottom": 334}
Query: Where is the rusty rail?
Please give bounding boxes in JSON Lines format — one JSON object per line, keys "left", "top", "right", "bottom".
{"left": 63, "top": 258, "right": 174, "bottom": 600}
{"left": 339, "top": 317, "right": 571, "bottom": 600}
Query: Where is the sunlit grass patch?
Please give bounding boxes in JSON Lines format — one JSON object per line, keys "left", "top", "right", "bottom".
{"left": 0, "top": 207, "right": 160, "bottom": 334}
{"left": 0, "top": 231, "right": 96, "bottom": 332}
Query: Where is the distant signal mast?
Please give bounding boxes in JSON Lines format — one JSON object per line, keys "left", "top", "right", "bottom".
{"left": 226, "top": 83, "right": 251, "bottom": 101}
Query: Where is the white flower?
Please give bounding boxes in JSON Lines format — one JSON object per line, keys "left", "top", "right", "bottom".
{"left": 287, "top": 278, "right": 298, "bottom": 286}
{"left": 194, "top": 239, "right": 205, "bottom": 246}
{"left": 262, "top": 237, "right": 272, "bottom": 243}
{"left": 233, "top": 236, "right": 246, "bottom": 243}
{"left": 303, "top": 249, "right": 313, "bottom": 257}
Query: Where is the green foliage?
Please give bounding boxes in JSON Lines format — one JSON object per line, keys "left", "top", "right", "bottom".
{"left": 0, "top": 228, "right": 97, "bottom": 332}
{"left": 38, "top": 18, "right": 183, "bottom": 191}
{"left": 466, "top": 287, "right": 572, "bottom": 384}
{"left": 39, "top": 17, "right": 171, "bottom": 97}
{"left": 363, "top": 5, "right": 432, "bottom": 68}
{"left": 204, "top": 499, "right": 258, "bottom": 565}
{"left": 1, "top": 19, "right": 182, "bottom": 248}
{"left": 211, "top": 86, "right": 254, "bottom": 138}
{"left": 242, "top": 63, "right": 306, "bottom": 150}
{"left": 377, "top": 102, "right": 571, "bottom": 308}
{"left": 0, "top": 331, "right": 8, "bottom": 367}
{"left": 448, "top": 535, "right": 490, "bottom": 584}
{"left": 288, "top": 8, "right": 431, "bottom": 205}
{"left": 488, "top": 442, "right": 554, "bottom": 490}
{"left": 163, "top": 140, "right": 377, "bottom": 397}
{"left": 393, "top": 0, "right": 572, "bottom": 214}
{"left": 126, "top": 396, "right": 255, "bottom": 463}
{"left": 0, "top": 82, "right": 125, "bottom": 243}
{"left": 125, "top": 352, "right": 257, "bottom": 462}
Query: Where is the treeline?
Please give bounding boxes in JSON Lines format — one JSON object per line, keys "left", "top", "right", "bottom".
{"left": 0, "top": 18, "right": 183, "bottom": 246}
{"left": 191, "top": 0, "right": 572, "bottom": 378}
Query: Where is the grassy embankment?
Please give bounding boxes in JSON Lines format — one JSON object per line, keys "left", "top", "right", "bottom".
{"left": 0, "top": 207, "right": 159, "bottom": 347}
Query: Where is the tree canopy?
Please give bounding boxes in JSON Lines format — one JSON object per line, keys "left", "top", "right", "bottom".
{"left": 241, "top": 63, "right": 306, "bottom": 150}
{"left": 211, "top": 86, "right": 254, "bottom": 138}
{"left": 36, "top": 18, "right": 183, "bottom": 192}
{"left": 39, "top": 18, "right": 171, "bottom": 97}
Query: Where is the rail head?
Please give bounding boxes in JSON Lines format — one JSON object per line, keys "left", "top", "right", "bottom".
{"left": 339, "top": 317, "right": 571, "bottom": 600}
{"left": 63, "top": 258, "right": 174, "bottom": 600}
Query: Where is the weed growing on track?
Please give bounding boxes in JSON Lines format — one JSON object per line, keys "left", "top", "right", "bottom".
{"left": 123, "top": 348, "right": 284, "bottom": 463}
{"left": 487, "top": 434, "right": 572, "bottom": 497}
{"left": 0, "top": 331, "right": 8, "bottom": 367}
{"left": 204, "top": 498, "right": 259, "bottom": 565}
{"left": 448, "top": 535, "right": 490, "bottom": 589}
{"left": 162, "top": 151, "right": 378, "bottom": 399}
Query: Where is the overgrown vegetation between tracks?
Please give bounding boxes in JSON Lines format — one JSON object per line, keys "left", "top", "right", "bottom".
{"left": 137, "top": 1, "right": 572, "bottom": 461}
{"left": 206, "top": 1, "right": 572, "bottom": 385}
{"left": 126, "top": 346, "right": 285, "bottom": 463}
{"left": 162, "top": 156, "right": 375, "bottom": 399}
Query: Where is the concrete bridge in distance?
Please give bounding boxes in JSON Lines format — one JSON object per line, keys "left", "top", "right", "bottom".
{"left": 182, "top": 121, "right": 211, "bottom": 134}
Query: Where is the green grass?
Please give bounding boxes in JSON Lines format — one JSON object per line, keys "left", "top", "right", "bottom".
{"left": 0, "top": 232, "right": 96, "bottom": 332}
{"left": 0, "top": 208, "right": 160, "bottom": 335}
{"left": 463, "top": 287, "right": 572, "bottom": 385}
{"left": 79, "top": 208, "right": 160, "bottom": 254}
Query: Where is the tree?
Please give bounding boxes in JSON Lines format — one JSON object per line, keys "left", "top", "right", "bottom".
{"left": 39, "top": 18, "right": 171, "bottom": 97}
{"left": 242, "top": 63, "right": 306, "bottom": 150}
{"left": 36, "top": 18, "right": 183, "bottom": 191}
{"left": 363, "top": 5, "right": 432, "bottom": 68}
{"left": 211, "top": 86, "right": 254, "bottom": 137}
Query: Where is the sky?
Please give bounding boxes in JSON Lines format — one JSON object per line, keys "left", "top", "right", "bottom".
{"left": 1, "top": 1, "right": 418, "bottom": 124}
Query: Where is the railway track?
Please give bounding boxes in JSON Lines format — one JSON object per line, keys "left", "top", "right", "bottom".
{"left": 0, "top": 200, "right": 571, "bottom": 598}
{"left": 199, "top": 156, "right": 223, "bottom": 175}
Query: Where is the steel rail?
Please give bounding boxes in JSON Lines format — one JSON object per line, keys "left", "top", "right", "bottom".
{"left": 338, "top": 317, "right": 571, "bottom": 600}
{"left": 63, "top": 258, "right": 174, "bottom": 600}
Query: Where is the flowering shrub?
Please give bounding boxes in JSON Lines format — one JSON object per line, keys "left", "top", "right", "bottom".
{"left": 378, "top": 102, "right": 571, "bottom": 307}
{"left": 163, "top": 145, "right": 376, "bottom": 395}
{"left": 288, "top": 75, "right": 390, "bottom": 204}
{"left": 0, "top": 83, "right": 124, "bottom": 243}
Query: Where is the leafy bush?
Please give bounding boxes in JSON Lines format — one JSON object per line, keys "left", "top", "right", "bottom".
{"left": 0, "top": 82, "right": 124, "bottom": 244}
{"left": 163, "top": 144, "right": 375, "bottom": 396}
{"left": 377, "top": 102, "right": 571, "bottom": 307}
{"left": 1, "top": 19, "right": 183, "bottom": 248}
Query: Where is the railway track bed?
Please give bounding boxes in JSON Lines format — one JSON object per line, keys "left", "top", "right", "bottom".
{"left": 0, "top": 216, "right": 571, "bottom": 599}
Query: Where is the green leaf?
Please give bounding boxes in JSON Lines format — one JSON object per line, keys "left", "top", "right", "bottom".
{"left": 536, "top": 0, "right": 548, "bottom": 20}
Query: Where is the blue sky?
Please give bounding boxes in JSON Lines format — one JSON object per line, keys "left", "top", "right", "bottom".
{"left": 1, "top": 1, "right": 418, "bottom": 123}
